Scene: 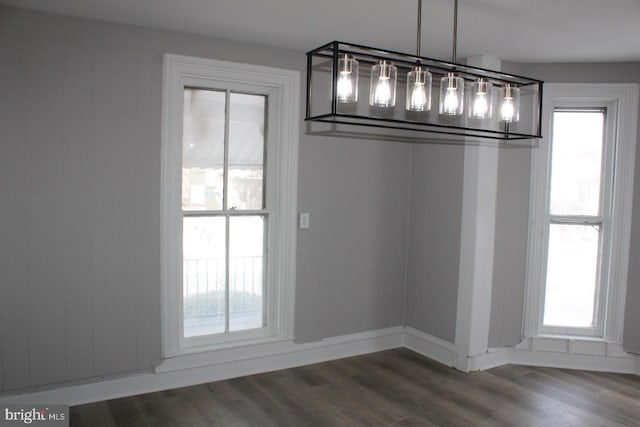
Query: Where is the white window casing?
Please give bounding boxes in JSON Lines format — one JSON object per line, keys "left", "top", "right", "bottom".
{"left": 161, "top": 54, "right": 299, "bottom": 357}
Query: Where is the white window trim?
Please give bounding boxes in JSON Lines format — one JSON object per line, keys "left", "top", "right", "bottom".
{"left": 161, "top": 54, "right": 299, "bottom": 358}
{"left": 524, "top": 83, "right": 639, "bottom": 342}
{"left": 538, "top": 102, "right": 616, "bottom": 339}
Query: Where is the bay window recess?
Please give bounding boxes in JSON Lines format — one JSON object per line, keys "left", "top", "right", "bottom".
{"left": 525, "top": 83, "right": 638, "bottom": 341}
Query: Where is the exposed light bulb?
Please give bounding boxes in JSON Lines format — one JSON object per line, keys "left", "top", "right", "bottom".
{"left": 374, "top": 77, "right": 392, "bottom": 105}
{"left": 336, "top": 54, "right": 358, "bottom": 103}
{"left": 409, "top": 82, "right": 427, "bottom": 110}
{"left": 469, "top": 79, "right": 492, "bottom": 120}
{"left": 439, "top": 73, "right": 463, "bottom": 115}
{"left": 501, "top": 97, "right": 514, "bottom": 122}
{"left": 337, "top": 71, "right": 353, "bottom": 101}
{"left": 406, "top": 66, "right": 431, "bottom": 111}
{"left": 500, "top": 84, "right": 519, "bottom": 122}
{"left": 443, "top": 87, "right": 459, "bottom": 114}
{"left": 369, "top": 60, "right": 396, "bottom": 107}
{"left": 473, "top": 92, "right": 489, "bottom": 118}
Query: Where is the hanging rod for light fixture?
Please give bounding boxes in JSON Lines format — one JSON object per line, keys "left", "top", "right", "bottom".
{"left": 452, "top": 0, "right": 458, "bottom": 63}
{"left": 416, "top": 0, "right": 422, "bottom": 57}
{"left": 304, "top": 0, "right": 543, "bottom": 141}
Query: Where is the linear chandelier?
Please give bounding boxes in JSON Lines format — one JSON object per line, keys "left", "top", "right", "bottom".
{"left": 305, "top": 0, "right": 543, "bottom": 141}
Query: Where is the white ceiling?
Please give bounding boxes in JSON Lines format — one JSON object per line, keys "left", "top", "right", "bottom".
{"left": 3, "top": 0, "right": 640, "bottom": 63}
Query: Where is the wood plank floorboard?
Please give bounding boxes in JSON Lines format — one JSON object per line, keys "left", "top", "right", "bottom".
{"left": 70, "top": 348, "right": 640, "bottom": 426}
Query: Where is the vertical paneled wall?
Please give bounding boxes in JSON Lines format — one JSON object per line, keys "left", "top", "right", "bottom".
{"left": 0, "top": 6, "right": 413, "bottom": 393}
{"left": 0, "top": 9, "right": 163, "bottom": 391}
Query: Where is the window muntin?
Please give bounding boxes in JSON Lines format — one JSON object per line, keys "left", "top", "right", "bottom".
{"left": 181, "top": 88, "right": 268, "bottom": 340}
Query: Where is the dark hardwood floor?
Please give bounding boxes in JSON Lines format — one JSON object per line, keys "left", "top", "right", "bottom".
{"left": 70, "top": 348, "right": 640, "bottom": 426}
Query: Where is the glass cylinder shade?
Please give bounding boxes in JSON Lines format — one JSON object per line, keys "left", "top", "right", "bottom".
{"left": 500, "top": 84, "right": 520, "bottom": 123}
{"left": 439, "top": 73, "right": 464, "bottom": 115}
{"left": 369, "top": 60, "right": 397, "bottom": 107}
{"left": 469, "top": 79, "right": 493, "bottom": 119}
{"left": 406, "top": 67, "right": 432, "bottom": 111}
{"left": 336, "top": 54, "right": 358, "bottom": 103}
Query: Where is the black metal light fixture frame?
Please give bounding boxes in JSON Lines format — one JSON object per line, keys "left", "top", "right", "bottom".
{"left": 305, "top": 41, "right": 543, "bottom": 141}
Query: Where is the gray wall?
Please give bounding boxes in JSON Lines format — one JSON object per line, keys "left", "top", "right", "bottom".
{"left": 405, "top": 144, "right": 464, "bottom": 343}
{"left": 0, "top": 7, "right": 164, "bottom": 391}
{"left": 0, "top": 6, "right": 410, "bottom": 392}
{"left": 295, "top": 137, "right": 410, "bottom": 342}
{"left": 492, "top": 61, "right": 640, "bottom": 351}
{"left": 488, "top": 147, "right": 532, "bottom": 347}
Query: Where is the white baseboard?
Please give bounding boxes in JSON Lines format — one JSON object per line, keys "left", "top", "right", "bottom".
{"left": 464, "top": 337, "right": 639, "bottom": 374}
{"left": 0, "top": 326, "right": 404, "bottom": 406}
{"left": 506, "top": 337, "right": 638, "bottom": 374}
{"left": 403, "top": 329, "right": 640, "bottom": 375}
{"left": 402, "top": 328, "right": 510, "bottom": 372}
{"left": 403, "top": 327, "right": 455, "bottom": 367}
{"left": 2, "top": 327, "right": 638, "bottom": 406}
{"left": 467, "top": 346, "right": 511, "bottom": 371}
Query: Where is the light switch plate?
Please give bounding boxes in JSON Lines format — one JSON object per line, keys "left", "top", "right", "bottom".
{"left": 299, "top": 213, "right": 310, "bottom": 229}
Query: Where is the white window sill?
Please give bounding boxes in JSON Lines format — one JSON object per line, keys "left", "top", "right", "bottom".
{"left": 533, "top": 334, "right": 608, "bottom": 342}
{"left": 157, "top": 336, "right": 295, "bottom": 373}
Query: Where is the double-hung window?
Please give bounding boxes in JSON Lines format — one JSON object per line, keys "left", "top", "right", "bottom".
{"left": 161, "top": 55, "right": 299, "bottom": 357}
{"left": 525, "top": 83, "right": 638, "bottom": 340}
{"left": 182, "top": 88, "right": 269, "bottom": 339}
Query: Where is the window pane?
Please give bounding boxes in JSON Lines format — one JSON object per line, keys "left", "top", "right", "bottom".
{"left": 228, "top": 93, "right": 265, "bottom": 210}
{"left": 549, "top": 111, "right": 604, "bottom": 216}
{"left": 182, "top": 88, "right": 225, "bottom": 211}
{"left": 183, "top": 216, "right": 226, "bottom": 337}
{"left": 543, "top": 224, "right": 600, "bottom": 328}
{"left": 229, "top": 216, "right": 264, "bottom": 331}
